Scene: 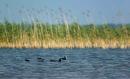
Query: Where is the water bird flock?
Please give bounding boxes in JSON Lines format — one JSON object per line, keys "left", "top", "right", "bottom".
{"left": 25, "top": 56, "right": 67, "bottom": 63}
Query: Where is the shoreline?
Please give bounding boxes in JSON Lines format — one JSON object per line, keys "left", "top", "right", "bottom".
{"left": 0, "top": 39, "right": 130, "bottom": 49}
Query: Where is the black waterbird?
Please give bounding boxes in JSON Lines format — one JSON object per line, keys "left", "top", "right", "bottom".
{"left": 25, "top": 58, "right": 30, "bottom": 62}
{"left": 37, "top": 57, "right": 45, "bottom": 62}
{"left": 50, "top": 56, "right": 67, "bottom": 62}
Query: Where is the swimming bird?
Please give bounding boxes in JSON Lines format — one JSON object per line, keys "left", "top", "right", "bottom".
{"left": 50, "top": 56, "right": 67, "bottom": 62}
{"left": 61, "top": 56, "right": 67, "bottom": 60}
{"left": 25, "top": 58, "right": 30, "bottom": 62}
{"left": 37, "top": 57, "right": 44, "bottom": 62}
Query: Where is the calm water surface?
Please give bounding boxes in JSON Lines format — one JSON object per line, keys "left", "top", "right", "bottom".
{"left": 0, "top": 48, "right": 130, "bottom": 79}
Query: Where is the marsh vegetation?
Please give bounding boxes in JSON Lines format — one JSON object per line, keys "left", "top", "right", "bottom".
{"left": 0, "top": 21, "right": 130, "bottom": 48}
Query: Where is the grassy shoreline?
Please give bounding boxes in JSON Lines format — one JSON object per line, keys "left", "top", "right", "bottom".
{"left": 0, "top": 21, "right": 130, "bottom": 48}
{"left": 0, "top": 39, "right": 130, "bottom": 48}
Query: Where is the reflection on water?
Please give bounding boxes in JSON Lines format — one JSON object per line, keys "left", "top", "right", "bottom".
{"left": 0, "top": 48, "right": 130, "bottom": 79}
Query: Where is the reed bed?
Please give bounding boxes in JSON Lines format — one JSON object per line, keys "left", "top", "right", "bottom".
{"left": 0, "top": 21, "right": 130, "bottom": 48}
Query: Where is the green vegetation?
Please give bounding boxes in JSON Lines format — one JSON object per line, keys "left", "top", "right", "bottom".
{"left": 0, "top": 21, "right": 130, "bottom": 48}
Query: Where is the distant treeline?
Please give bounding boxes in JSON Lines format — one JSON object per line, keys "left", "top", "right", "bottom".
{"left": 0, "top": 21, "right": 130, "bottom": 48}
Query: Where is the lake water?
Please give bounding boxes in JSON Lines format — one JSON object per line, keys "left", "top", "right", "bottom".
{"left": 0, "top": 48, "right": 130, "bottom": 79}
